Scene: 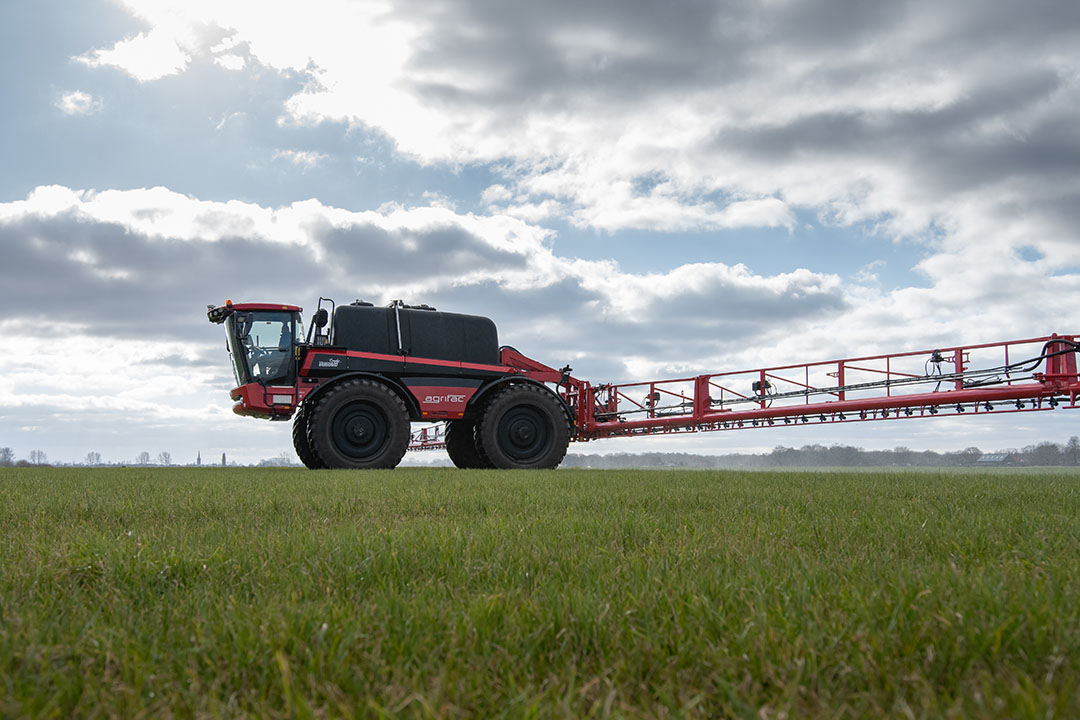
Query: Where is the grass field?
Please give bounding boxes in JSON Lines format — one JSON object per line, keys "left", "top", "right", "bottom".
{"left": 1, "top": 467, "right": 1078, "bottom": 718}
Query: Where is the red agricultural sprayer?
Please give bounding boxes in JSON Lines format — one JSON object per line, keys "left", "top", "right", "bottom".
{"left": 207, "top": 298, "right": 1080, "bottom": 469}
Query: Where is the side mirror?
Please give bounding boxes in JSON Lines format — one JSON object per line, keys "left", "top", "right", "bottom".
{"left": 313, "top": 309, "right": 329, "bottom": 328}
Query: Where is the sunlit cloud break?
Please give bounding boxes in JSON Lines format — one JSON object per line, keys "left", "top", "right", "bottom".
{"left": 54, "top": 90, "right": 103, "bottom": 116}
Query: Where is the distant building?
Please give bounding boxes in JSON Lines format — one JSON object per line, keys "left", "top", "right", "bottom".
{"left": 976, "top": 453, "right": 1015, "bottom": 466}
{"left": 197, "top": 451, "right": 201, "bottom": 466}
{"left": 222, "top": 452, "right": 227, "bottom": 467}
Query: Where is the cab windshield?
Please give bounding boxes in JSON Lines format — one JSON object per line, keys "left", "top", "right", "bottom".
{"left": 225, "top": 311, "right": 301, "bottom": 386}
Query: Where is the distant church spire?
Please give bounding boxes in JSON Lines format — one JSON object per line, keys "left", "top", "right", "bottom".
{"left": 197, "top": 451, "right": 201, "bottom": 466}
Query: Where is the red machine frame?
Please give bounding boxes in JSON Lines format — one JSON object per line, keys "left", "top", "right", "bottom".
{"left": 410, "top": 334, "right": 1080, "bottom": 450}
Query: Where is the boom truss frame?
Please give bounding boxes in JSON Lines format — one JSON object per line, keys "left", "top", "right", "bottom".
{"left": 409, "top": 334, "right": 1080, "bottom": 451}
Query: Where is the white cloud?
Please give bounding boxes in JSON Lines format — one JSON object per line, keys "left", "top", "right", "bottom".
{"left": 420, "top": 191, "right": 457, "bottom": 210}
{"left": 214, "top": 53, "right": 246, "bottom": 71}
{"left": 75, "top": 27, "right": 191, "bottom": 81}
{"left": 480, "top": 184, "right": 513, "bottom": 204}
{"left": 272, "top": 149, "right": 328, "bottom": 170}
{"left": 55, "top": 90, "right": 103, "bottom": 116}
{"left": 214, "top": 111, "right": 246, "bottom": 130}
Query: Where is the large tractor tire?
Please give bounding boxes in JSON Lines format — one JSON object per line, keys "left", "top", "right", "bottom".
{"left": 476, "top": 384, "right": 570, "bottom": 469}
{"left": 444, "top": 419, "right": 493, "bottom": 469}
{"left": 292, "top": 403, "right": 327, "bottom": 469}
{"left": 308, "top": 379, "right": 411, "bottom": 469}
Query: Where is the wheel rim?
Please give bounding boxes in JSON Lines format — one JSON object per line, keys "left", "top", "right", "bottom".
{"left": 330, "top": 401, "right": 390, "bottom": 461}
{"left": 496, "top": 405, "right": 551, "bottom": 462}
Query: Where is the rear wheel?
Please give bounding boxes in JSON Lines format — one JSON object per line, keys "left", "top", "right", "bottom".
{"left": 477, "top": 384, "right": 570, "bottom": 469}
{"left": 309, "top": 379, "right": 410, "bottom": 469}
{"left": 292, "top": 403, "right": 327, "bottom": 469}
{"left": 444, "top": 419, "right": 493, "bottom": 469}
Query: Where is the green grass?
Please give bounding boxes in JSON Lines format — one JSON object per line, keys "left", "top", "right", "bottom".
{"left": 1, "top": 468, "right": 1078, "bottom": 718}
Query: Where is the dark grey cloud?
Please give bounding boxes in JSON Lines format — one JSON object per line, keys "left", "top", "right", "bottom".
{"left": 402, "top": 0, "right": 752, "bottom": 109}
{"left": 393, "top": 0, "right": 1078, "bottom": 116}
{"left": 0, "top": 216, "right": 317, "bottom": 342}
{"left": 931, "top": 0, "right": 1080, "bottom": 44}
{"left": 0, "top": 200, "right": 548, "bottom": 346}
{"left": 720, "top": 69, "right": 1067, "bottom": 166}
{"left": 771, "top": 0, "right": 908, "bottom": 48}
{"left": 371, "top": 0, "right": 1080, "bottom": 245}
{"left": 313, "top": 220, "right": 530, "bottom": 282}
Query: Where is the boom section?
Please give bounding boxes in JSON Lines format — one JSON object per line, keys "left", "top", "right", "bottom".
{"left": 561, "top": 335, "right": 1079, "bottom": 441}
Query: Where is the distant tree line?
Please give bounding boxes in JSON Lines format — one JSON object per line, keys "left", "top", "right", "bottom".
{"left": 0, "top": 448, "right": 49, "bottom": 467}
{"left": 562, "top": 436, "right": 1080, "bottom": 469}
{"left": 3, "top": 437, "right": 1079, "bottom": 469}
{"left": 0, "top": 446, "right": 286, "bottom": 468}
{"left": 0, "top": 447, "right": 185, "bottom": 468}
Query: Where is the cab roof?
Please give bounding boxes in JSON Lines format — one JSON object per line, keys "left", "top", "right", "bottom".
{"left": 207, "top": 301, "right": 302, "bottom": 324}
{"left": 227, "top": 302, "right": 302, "bottom": 312}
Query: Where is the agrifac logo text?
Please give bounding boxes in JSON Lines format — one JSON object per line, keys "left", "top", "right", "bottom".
{"left": 424, "top": 394, "right": 466, "bottom": 405}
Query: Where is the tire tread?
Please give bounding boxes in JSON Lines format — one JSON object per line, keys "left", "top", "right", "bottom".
{"left": 476, "top": 384, "right": 570, "bottom": 469}
{"left": 308, "top": 379, "right": 410, "bottom": 469}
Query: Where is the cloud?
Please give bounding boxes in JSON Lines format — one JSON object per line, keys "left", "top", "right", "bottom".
{"left": 214, "top": 54, "right": 246, "bottom": 71}
{"left": 272, "top": 149, "right": 329, "bottom": 170}
{"left": 69, "top": 0, "right": 1080, "bottom": 261}
{"left": 6, "top": 181, "right": 1072, "bottom": 388}
{"left": 2, "top": 184, "right": 1077, "bottom": 461}
{"left": 0, "top": 185, "right": 848, "bottom": 372}
{"left": 75, "top": 27, "right": 191, "bottom": 81}
{"left": 55, "top": 90, "right": 104, "bottom": 116}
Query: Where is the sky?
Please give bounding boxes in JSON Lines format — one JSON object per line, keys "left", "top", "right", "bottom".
{"left": 1, "top": 0, "right": 1079, "bottom": 465}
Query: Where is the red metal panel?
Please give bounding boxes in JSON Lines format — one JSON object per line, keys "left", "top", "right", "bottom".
{"left": 407, "top": 385, "right": 479, "bottom": 419}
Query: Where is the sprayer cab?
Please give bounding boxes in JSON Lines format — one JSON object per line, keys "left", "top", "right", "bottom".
{"left": 207, "top": 302, "right": 304, "bottom": 418}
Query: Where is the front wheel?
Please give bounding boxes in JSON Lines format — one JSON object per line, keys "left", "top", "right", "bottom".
{"left": 292, "top": 403, "right": 327, "bottom": 469}
{"left": 308, "top": 379, "right": 410, "bottom": 469}
{"left": 477, "top": 385, "right": 570, "bottom": 469}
